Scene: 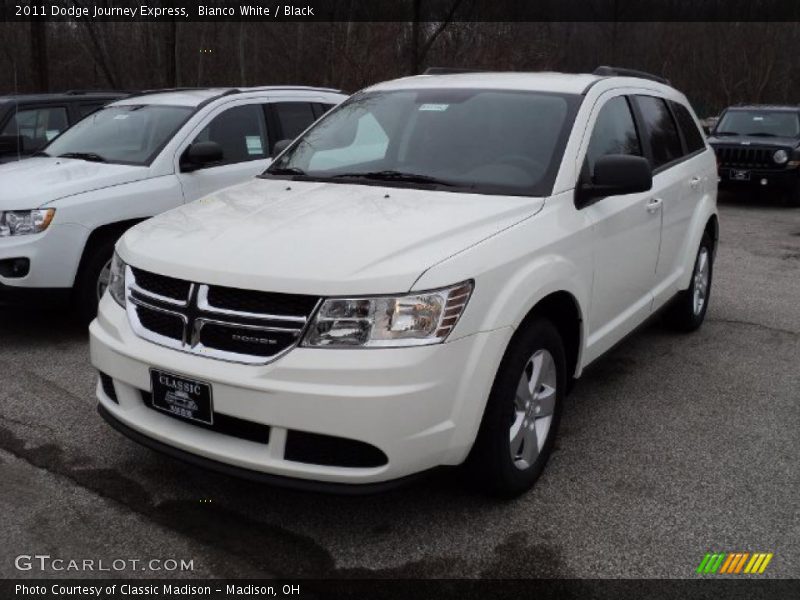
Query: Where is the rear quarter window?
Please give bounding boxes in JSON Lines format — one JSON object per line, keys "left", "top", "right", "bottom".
{"left": 670, "top": 101, "right": 706, "bottom": 154}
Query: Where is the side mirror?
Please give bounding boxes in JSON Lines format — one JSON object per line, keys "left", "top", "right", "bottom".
{"left": 576, "top": 154, "right": 652, "bottom": 208}
{"left": 181, "top": 141, "right": 223, "bottom": 172}
{"left": 271, "top": 139, "right": 292, "bottom": 159}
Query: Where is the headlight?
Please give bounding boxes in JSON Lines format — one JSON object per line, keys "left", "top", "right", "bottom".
{"left": 303, "top": 281, "right": 473, "bottom": 348}
{"left": 108, "top": 252, "right": 127, "bottom": 308}
{"left": 0, "top": 209, "right": 55, "bottom": 237}
{"left": 773, "top": 149, "right": 789, "bottom": 164}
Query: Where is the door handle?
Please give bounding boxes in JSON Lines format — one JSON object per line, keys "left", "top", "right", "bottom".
{"left": 690, "top": 176, "right": 702, "bottom": 190}
{"left": 646, "top": 198, "right": 663, "bottom": 213}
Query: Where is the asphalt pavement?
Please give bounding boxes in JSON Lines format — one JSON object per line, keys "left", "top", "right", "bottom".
{"left": 0, "top": 195, "right": 798, "bottom": 579}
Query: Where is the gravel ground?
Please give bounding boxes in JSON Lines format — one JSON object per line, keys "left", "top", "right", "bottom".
{"left": 0, "top": 196, "right": 798, "bottom": 579}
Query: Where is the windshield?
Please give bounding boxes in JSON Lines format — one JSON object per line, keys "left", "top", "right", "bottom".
{"left": 715, "top": 110, "right": 800, "bottom": 137}
{"left": 44, "top": 104, "right": 193, "bottom": 165}
{"left": 264, "top": 89, "right": 579, "bottom": 196}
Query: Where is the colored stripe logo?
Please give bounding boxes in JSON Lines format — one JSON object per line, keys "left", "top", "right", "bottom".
{"left": 697, "top": 552, "right": 773, "bottom": 574}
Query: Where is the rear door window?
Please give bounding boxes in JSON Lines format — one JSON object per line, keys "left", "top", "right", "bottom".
{"left": 273, "top": 102, "right": 317, "bottom": 141}
{"left": 633, "top": 95, "right": 684, "bottom": 169}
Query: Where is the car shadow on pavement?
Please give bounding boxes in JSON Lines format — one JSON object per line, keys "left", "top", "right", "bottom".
{"left": 718, "top": 189, "right": 797, "bottom": 209}
{"left": 0, "top": 303, "right": 87, "bottom": 341}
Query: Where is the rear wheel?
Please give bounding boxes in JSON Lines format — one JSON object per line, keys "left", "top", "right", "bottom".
{"left": 663, "top": 233, "right": 714, "bottom": 332}
{"left": 466, "top": 317, "right": 566, "bottom": 497}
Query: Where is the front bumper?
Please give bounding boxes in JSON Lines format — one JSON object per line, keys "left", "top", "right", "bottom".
{"left": 90, "top": 296, "right": 513, "bottom": 488}
{"left": 0, "top": 222, "right": 89, "bottom": 291}
{"left": 718, "top": 166, "right": 797, "bottom": 190}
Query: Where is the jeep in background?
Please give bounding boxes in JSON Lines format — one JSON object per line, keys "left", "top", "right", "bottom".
{"left": 0, "top": 91, "right": 127, "bottom": 162}
{"left": 708, "top": 104, "right": 800, "bottom": 205}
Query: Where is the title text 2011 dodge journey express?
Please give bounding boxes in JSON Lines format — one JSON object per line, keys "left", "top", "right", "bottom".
{"left": 90, "top": 69, "right": 718, "bottom": 496}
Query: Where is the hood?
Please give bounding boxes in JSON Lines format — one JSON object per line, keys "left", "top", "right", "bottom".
{"left": 708, "top": 134, "right": 800, "bottom": 149}
{"left": 120, "top": 178, "right": 545, "bottom": 295}
{"left": 0, "top": 157, "right": 149, "bottom": 210}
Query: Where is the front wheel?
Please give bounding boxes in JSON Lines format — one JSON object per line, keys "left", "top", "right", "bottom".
{"left": 663, "top": 233, "right": 714, "bottom": 332}
{"left": 72, "top": 238, "right": 117, "bottom": 324}
{"left": 466, "top": 317, "right": 566, "bottom": 497}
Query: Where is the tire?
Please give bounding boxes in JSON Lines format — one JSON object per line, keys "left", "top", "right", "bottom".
{"left": 663, "top": 232, "right": 714, "bottom": 332}
{"left": 466, "top": 317, "right": 566, "bottom": 497}
{"left": 72, "top": 237, "right": 117, "bottom": 324}
{"left": 787, "top": 179, "right": 800, "bottom": 207}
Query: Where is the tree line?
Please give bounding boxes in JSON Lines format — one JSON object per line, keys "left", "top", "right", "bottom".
{"left": 2, "top": 20, "right": 799, "bottom": 117}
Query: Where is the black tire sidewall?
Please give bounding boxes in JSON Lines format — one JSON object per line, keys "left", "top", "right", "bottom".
{"left": 687, "top": 233, "right": 715, "bottom": 329}
{"left": 73, "top": 238, "right": 116, "bottom": 323}
{"left": 468, "top": 317, "right": 567, "bottom": 496}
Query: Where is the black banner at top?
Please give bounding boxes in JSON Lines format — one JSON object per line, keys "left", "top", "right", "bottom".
{"left": 4, "top": 0, "right": 800, "bottom": 22}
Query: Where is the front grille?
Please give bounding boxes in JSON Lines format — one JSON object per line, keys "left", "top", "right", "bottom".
{"left": 126, "top": 267, "right": 319, "bottom": 364}
{"left": 130, "top": 267, "right": 191, "bottom": 301}
{"left": 136, "top": 306, "right": 184, "bottom": 341}
{"left": 714, "top": 145, "right": 784, "bottom": 169}
{"left": 142, "top": 391, "right": 270, "bottom": 444}
{"left": 99, "top": 372, "right": 118, "bottom": 403}
{"left": 285, "top": 430, "right": 389, "bottom": 468}
{"left": 207, "top": 285, "right": 318, "bottom": 318}
{"left": 198, "top": 322, "right": 299, "bottom": 358}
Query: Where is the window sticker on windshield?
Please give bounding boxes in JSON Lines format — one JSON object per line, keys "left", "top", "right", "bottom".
{"left": 419, "top": 103, "right": 450, "bottom": 112}
{"left": 753, "top": 116, "right": 764, "bottom": 121}
{"left": 246, "top": 136, "right": 263, "bottom": 155}
{"left": 113, "top": 115, "right": 129, "bottom": 120}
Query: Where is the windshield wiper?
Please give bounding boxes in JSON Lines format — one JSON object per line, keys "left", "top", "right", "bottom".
{"left": 58, "top": 152, "right": 107, "bottom": 163}
{"left": 714, "top": 131, "right": 740, "bottom": 136}
{"left": 267, "top": 166, "right": 307, "bottom": 176}
{"left": 330, "top": 170, "right": 455, "bottom": 187}
{"left": 748, "top": 132, "right": 778, "bottom": 137}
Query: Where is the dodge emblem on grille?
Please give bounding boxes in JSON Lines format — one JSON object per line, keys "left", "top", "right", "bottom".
{"left": 232, "top": 334, "right": 277, "bottom": 345}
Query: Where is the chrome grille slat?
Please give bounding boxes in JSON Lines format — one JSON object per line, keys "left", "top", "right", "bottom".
{"left": 125, "top": 266, "right": 320, "bottom": 365}
{"left": 196, "top": 286, "right": 308, "bottom": 323}
{"left": 130, "top": 281, "right": 191, "bottom": 307}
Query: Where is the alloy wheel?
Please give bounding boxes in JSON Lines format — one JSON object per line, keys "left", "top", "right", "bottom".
{"left": 693, "top": 247, "right": 710, "bottom": 316}
{"left": 510, "top": 349, "right": 557, "bottom": 470}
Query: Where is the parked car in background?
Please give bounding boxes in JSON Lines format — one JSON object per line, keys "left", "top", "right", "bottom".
{"left": 0, "top": 86, "right": 346, "bottom": 320}
{"left": 0, "top": 91, "right": 127, "bottom": 163}
{"left": 91, "top": 67, "right": 718, "bottom": 496}
{"left": 708, "top": 104, "right": 800, "bottom": 205}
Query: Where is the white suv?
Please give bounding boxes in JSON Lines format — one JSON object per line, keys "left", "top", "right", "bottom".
{"left": 0, "top": 86, "right": 346, "bottom": 320}
{"left": 90, "top": 69, "right": 718, "bottom": 496}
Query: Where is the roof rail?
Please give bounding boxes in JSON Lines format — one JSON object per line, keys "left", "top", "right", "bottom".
{"left": 423, "top": 67, "right": 484, "bottom": 75}
{"left": 593, "top": 66, "right": 671, "bottom": 86}
{"left": 63, "top": 89, "right": 132, "bottom": 95}
{"left": 234, "top": 85, "right": 343, "bottom": 94}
